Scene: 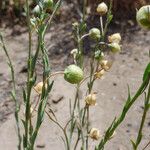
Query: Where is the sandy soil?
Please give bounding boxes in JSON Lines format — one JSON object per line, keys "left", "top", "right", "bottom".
{"left": 0, "top": 21, "right": 150, "bottom": 150}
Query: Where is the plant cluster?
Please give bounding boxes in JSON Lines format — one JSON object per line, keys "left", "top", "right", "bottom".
{"left": 0, "top": 0, "right": 150, "bottom": 150}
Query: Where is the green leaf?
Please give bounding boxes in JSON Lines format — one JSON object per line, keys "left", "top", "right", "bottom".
{"left": 79, "top": 22, "right": 87, "bottom": 33}
{"left": 22, "top": 88, "right": 27, "bottom": 103}
{"left": 21, "top": 119, "right": 26, "bottom": 129}
{"left": 131, "top": 139, "right": 136, "bottom": 150}
{"left": 124, "top": 85, "right": 131, "bottom": 110}
{"left": 143, "top": 63, "right": 150, "bottom": 81}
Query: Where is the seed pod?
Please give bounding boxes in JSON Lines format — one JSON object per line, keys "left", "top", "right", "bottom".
{"left": 95, "top": 69, "right": 105, "bottom": 79}
{"left": 108, "top": 43, "right": 121, "bottom": 53}
{"left": 85, "top": 93, "right": 97, "bottom": 106}
{"left": 100, "top": 60, "right": 112, "bottom": 71}
{"left": 97, "top": 2, "right": 108, "bottom": 15}
{"left": 43, "top": 0, "right": 53, "bottom": 9}
{"left": 136, "top": 5, "right": 150, "bottom": 29}
{"left": 34, "top": 82, "right": 47, "bottom": 94}
{"left": 89, "top": 128, "right": 100, "bottom": 140}
{"left": 64, "top": 65, "right": 84, "bottom": 84}
{"left": 108, "top": 33, "right": 121, "bottom": 44}
{"left": 89, "top": 28, "right": 101, "bottom": 40}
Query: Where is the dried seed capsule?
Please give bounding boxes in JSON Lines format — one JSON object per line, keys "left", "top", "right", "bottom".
{"left": 108, "top": 33, "right": 121, "bottom": 44}
{"left": 43, "top": 0, "right": 53, "bottom": 9}
{"left": 89, "top": 128, "right": 100, "bottom": 140}
{"left": 97, "top": 2, "right": 108, "bottom": 15}
{"left": 89, "top": 28, "right": 101, "bottom": 40}
{"left": 100, "top": 60, "right": 112, "bottom": 71}
{"left": 136, "top": 5, "right": 150, "bottom": 29}
{"left": 85, "top": 93, "right": 97, "bottom": 106}
{"left": 34, "top": 82, "right": 47, "bottom": 94}
{"left": 95, "top": 69, "right": 105, "bottom": 79}
{"left": 64, "top": 65, "right": 84, "bottom": 84}
{"left": 108, "top": 43, "right": 121, "bottom": 53}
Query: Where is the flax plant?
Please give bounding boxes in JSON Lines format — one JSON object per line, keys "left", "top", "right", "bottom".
{"left": 1, "top": 0, "right": 61, "bottom": 149}
{"left": 1, "top": 1, "right": 150, "bottom": 150}
{"left": 47, "top": 2, "right": 150, "bottom": 150}
{"left": 47, "top": 1, "right": 121, "bottom": 150}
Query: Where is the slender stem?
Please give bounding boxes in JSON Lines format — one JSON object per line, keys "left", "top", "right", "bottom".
{"left": 102, "top": 0, "right": 113, "bottom": 40}
{"left": 69, "top": 85, "right": 80, "bottom": 146}
{"left": 82, "top": 0, "right": 87, "bottom": 21}
{"left": 100, "top": 17, "right": 104, "bottom": 37}
{"left": 134, "top": 85, "right": 150, "bottom": 149}
{"left": 45, "top": 0, "right": 62, "bottom": 30}
{"left": 74, "top": 136, "right": 80, "bottom": 150}
{"left": 80, "top": 33, "right": 89, "bottom": 41}
{"left": 25, "top": 0, "right": 32, "bottom": 147}
{"left": 0, "top": 33, "right": 22, "bottom": 150}
{"left": 86, "top": 106, "right": 89, "bottom": 150}
{"left": 46, "top": 111, "right": 70, "bottom": 150}
{"left": 44, "top": 71, "right": 64, "bottom": 84}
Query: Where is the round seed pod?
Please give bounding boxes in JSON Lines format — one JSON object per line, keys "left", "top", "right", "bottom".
{"left": 85, "top": 93, "right": 97, "bottom": 106}
{"left": 43, "top": 0, "right": 53, "bottom": 9}
{"left": 108, "top": 43, "right": 121, "bottom": 53}
{"left": 136, "top": 5, "right": 150, "bottom": 29}
{"left": 64, "top": 65, "right": 84, "bottom": 84}
{"left": 108, "top": 33, "right": 121, "bottom": 44}
{"left": 97, "top": 2, "right": 108, "bottom": 15}
{"left": 89, "top": 28, "right": 101, "bottom": 41}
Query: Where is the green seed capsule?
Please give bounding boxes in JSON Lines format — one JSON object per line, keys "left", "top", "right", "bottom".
{"left": 43, "top": 0, "right": 53, "bottom": 9}
{"left": 64, "top": 65, "right": 84, "bottom": 84}
{"left": 136, "top": 5, "right": 150, "bottom": 29}
{"left": 89, "top": 28, "right": 101, "bottom": 41}
{"left": 108, "top": 43, "right": 121, "bottom": 53}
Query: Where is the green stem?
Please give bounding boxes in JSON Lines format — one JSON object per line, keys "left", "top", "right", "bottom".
{"left": 134, "top": 85, "right": 150, "bottom": 150}
{"left": 69, "top": 85, "right": 80, "bottom": 147}
{"left": 0, "top": 33, "right": 22, "bottom": 150}
{"left": 25, "top": 0, "right": 32, "bottom": 147}
{"left": 46, "top": 111, "right": 70, "bottom": 150}
{"left": 82, "top": 0, "right": 87, "bottom": 21}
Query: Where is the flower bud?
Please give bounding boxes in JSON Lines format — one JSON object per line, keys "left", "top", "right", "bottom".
{"left": 89, "top": 28, "right": 101, "bottom": 40}
{"left": 95, "top": 69, "right": 105, "bottom": 79}
{"left": 100, "top": 60, "right": 112, "bottom": 71}
{"left": 97, "top": 2, "right": 108, "bottom": 15}
{"left": 85, "top": 93, "right": 97, "bottom": 106}
{"left": 89, "top": 128, "right": 100, "bottom": 140}
{"left": 136, "top": 5, "right": 150, "bottom": 29}
{"left": 64, "top": 65, "right": 84, "bottom": 84}
{"left": 43, "top": 0, "right": 53, "bottom": 9}
{"left": 108, "top": 43, "right": 121, "bottom": 53}
{"left": 108, "top": 33, "right": 121, "bottom": 43}
{"left": 34, "top": 82, "right": 47, "bottom": 94}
